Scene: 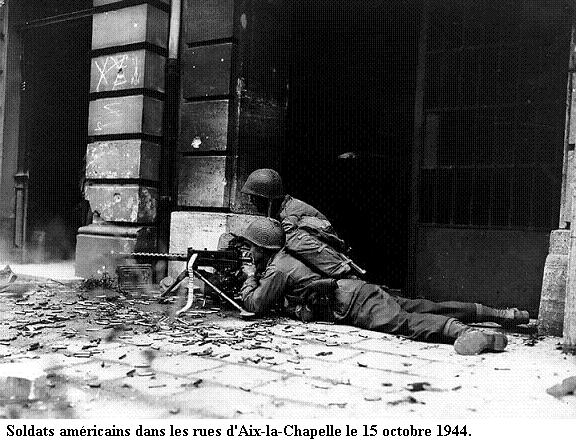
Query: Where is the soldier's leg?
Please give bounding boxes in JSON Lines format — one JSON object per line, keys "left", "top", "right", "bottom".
{"left": 394, "top": 296, "right": 529, "bottom": 327}
{"left": 393, "top": 297, "right": 477, "bottom": 322}
{"left": 345, "top": 285, "right": 507, "bottom": 355}
{"left": 346, "top": 288, "right": 447, "bottom": 341}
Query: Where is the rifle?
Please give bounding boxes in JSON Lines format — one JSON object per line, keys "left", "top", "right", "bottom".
{"left": 112, "top": 248, "right": 255, "bottom": 318}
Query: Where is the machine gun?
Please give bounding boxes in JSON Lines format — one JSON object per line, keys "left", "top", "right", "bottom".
{"left": 112, "top": 248, "right": 255, "bottom": 318}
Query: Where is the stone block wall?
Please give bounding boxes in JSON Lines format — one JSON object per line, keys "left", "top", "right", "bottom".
{"left": 540, "top": 30, "right": 576, "bottom": 335}
{"left": 75, "top": 0, "right": 171, "bottom": 277}
{"left": 538, "top": 230, "right": 569, "bottom": 336}
{"left": 169, "top": 0, "right": 292, "bottom": 266}
{"left": 76, "top": 1, "right": 293, "bottom": 277}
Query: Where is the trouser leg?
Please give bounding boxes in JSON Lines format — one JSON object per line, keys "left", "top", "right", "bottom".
{"left": 394, "top": 296, "right": 531, "bottom": 326}
{"left": 392, "top": 296, "right": 478, "bottom": 323}
{"left": 342, "top": 285, "right": 509, "bottom": 354}
{"left": 344, "top": 284, "right": 452, "bottom": 342}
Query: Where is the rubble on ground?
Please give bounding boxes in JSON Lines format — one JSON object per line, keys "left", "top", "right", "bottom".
{"left": 0, "top": 274, "right": 575, "bottom": 418}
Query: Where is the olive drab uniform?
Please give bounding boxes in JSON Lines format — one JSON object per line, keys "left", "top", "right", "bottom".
{"left": 240, "top": 171, "right": 519, "bottom": 354}
{"left": 240, "top": 249, "right": 481, "bottom": 342}
{"left": 277, "top": 195, "right": 358, "bottom": 278}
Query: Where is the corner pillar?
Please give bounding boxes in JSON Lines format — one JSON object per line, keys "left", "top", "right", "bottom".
{"left": 538, "top": 230, "right": 570, "bottom": 336}
{"left": 539, "top": 26, "right": 576, "bottom": 339}
{"left": 75, "top": 1, "right": 170, "bottom": 277}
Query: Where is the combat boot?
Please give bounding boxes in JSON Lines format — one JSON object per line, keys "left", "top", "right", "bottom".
{"left": 453, "top": 329, "right": 508, "bottom": 355}
{"left": 476, "top": 305, "right": 530, "bottom": 327}
{"left": 443, "top": 319, "right": 508, "bottom": 355}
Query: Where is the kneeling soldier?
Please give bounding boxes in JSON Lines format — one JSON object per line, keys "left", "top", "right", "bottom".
{"left": 239, "top": 217, "right": 530, "bottom": 356}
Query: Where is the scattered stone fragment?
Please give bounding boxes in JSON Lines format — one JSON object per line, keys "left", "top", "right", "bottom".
{"left": 330, "top": 379, "right": 350, "bottom": 386}
{"left": 73, "top": 352, "right": 91, "bottom": 358}
{"left": 137, "top": 371, "right": 155, "bottom": 377}
{"left": 169, "top": 408, "right": 180, "bottom": 415}
{"left": 88, "top": 382, "right": 101, "bottom": 388}
{"left": 148, "top": 384, "right": 167, "bottom": 389}
{"left": 364, "top": 394, "right": 382, "bottom": 402}
{"left": 547, "top": 376, "right": 576, "bottom": 398}
{"left": 126, "top": 369, "right": 136, "bottom": 377}
{"left": 357, "top": 362, "right": 368, "bottom": 368}
{"left": 185, "top": 379, "right": 202, "bottom": 388}
{"left": 0, "top": 334, "right": 17, "bottom": 343}
{"left": 406, "top": 382, "right": 431, "bottom": 392}
{"left": 315, "top": 351, "right": 332, "bottom": 357}
{"left": 328, "top": 403, "right": 347, "bottom": 408}
{"left": 388, "top": 396, "right": 425, "bottom": 406}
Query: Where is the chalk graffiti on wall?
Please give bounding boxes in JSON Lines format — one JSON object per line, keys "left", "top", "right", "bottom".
{"left": 93, "top": 101, "right": 123, "bottom": 132}
{"left": 89, "top": 95, "right": 155, "bottom": 136}
{"left": 93, "top": 53, "right": 141, "bottom": 92}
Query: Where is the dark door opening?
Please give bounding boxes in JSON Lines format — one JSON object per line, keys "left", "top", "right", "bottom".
{"left": 285, "top": 0, "right": 421, "bottom": 288}
{"left": 21, "top": 14, "right": 91, "bottom": 261}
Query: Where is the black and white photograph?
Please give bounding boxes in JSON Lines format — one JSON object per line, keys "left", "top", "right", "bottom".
{"left": 0, "top": 0, "right": 575, "bottom": 435}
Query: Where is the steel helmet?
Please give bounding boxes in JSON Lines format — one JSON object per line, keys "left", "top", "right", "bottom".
{"left": 241, "top": 169, "right": 285, "bottom": 199}
{"left": 242, "top": 217, "right": 285, "bottom": 250}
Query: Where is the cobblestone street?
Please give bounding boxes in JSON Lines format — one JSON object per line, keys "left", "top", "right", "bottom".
{"left": 1, "top": 277, "right": 575, "bottom": 419}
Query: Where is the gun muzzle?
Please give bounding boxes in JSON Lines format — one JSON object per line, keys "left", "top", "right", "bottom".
{"left": 349, "top": 260, "right": 367, "bottom": 277}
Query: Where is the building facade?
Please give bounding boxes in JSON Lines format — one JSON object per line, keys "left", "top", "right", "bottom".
{"left": 0, "top": 1, "right": 574, "bottom": 330}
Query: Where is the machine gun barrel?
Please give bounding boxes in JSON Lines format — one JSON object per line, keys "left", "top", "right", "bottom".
{"left": 112, "top": 249, "right": 251, "bottom": 267}
{"left": 111, "top": 251, "right": 188, "bottom": 260}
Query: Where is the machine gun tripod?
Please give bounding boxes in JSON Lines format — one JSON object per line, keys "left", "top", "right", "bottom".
{"left": 112, "top": 249, "right": 255, "bottom": 318}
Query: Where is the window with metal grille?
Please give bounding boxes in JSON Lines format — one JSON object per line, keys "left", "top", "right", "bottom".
{"left": 419, "top": 0, "right": 572, "bottom": 230}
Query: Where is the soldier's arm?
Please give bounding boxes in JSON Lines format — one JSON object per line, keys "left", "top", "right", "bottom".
{"left": 240, "top": 265, "right": 289, "bottom": 315}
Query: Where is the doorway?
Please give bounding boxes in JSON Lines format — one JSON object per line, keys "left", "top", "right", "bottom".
{"left": 20, "top": 5, "right": 92, "bottom": 261}
{"left": 285, "top": 0, "right": 421, "bottom": 288}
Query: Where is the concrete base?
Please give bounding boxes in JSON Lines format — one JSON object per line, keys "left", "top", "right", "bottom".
{"left": 75, "top": 224, "right": 156, "bottom": 278}
{"left": 538, "top": 230, "right": 569, "bottom": 336}
{"left": 168, "top": 211, "right": 256, "bottom": 276}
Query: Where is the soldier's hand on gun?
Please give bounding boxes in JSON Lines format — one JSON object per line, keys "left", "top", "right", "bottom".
{"left": 241, "top": 263, "right": 257, "bottom": 278}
